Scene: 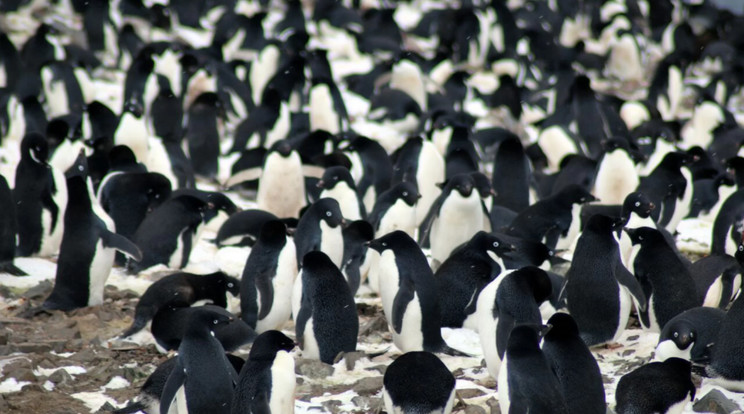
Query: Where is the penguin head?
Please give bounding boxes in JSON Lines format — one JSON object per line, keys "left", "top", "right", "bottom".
{"left": 149, "top": 3, "right": 172, "bottom": 29}
{"left": 209, "top": 272, "right": 240, "bottom": 296}
{"left": 258, "top": 220, "right": 289, "bottom": 246}
{"left": 543, "top": 312, "right": 580, "bottom": 342}
{"left": 64, "top": 150, "right": 89, "bottom": 179}
{"left": 473, "top": 231, "right": 515, "bottom": 256}
{"left": 192, "top": 92, "right": 225, "bottom": 119}
{"left": 122, "top": 98, "right": 144, "bottom": 118}
{"left": 659, "top": 318, "right": 695, "bottom": 352}
{"left": 188, "top": 307, "right": 234, "bottom": 331}
{"left": 21, "top": 132, "right": 49, "bottom": 164}
{"left": 623, "top": 192, "right": 655, "bottom": 218}
{"left": 343, "top": 220, "right": 374, "bottom": 245}
{"left": 506, "top": 324, "right": 543, "bottom": 354}
{"left": 512, "top": 265, "right": 552, "bottom": 304}
{"left": 366, "top": 230, "right": 410, "bottom": 253}
{"left": 586, "top": 214, "right": 624, "bottom": 234}
{"left": 249, "top": 330, "right": 296, "bottom": 361}
{"left": 555, "top": 184, "right": 597, "bottom": 206}
{"left": 470, "top": 172, "right": 495, "bottom": 200}
{"left": 317, "top": 166, "right": 354, "bottom": 190}
{"left": 301, "top": 250, "right": 336, "bottom": 272}
{"left": 660, "top": 151, "right": 694, "bottom": 169}
{"left": 393, "top": 182, "right": 420, "bottom": 206}
{"left": 736, "top": 240, "right": 744, "bottom": 268}
{"left": 442, "top": 173, "right": 475, "bottom": 198}
{"left": 624, "top": 226, "right": 662, "bottom": 246}
{"left": 108, "top": 145, "right": 139, "bottom": 170}
{"left": 314, "top": 198, "right": 345, "bottom": 228}
{"left": 270, "top": 139, "right": 294, "bottom": 157}
{"left": 145, "top": 174, "right": 172, "bottom": 210}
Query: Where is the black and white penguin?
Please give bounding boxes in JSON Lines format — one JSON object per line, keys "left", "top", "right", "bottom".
{"left": 240, "top": 220, "right": 297, "bottom": 333}
{"left": 295, "top": 251, "right": 358, "bottom": 364}
{"left": 420, "top": 173, "right": 485, "bottom": 266}
{"left": 120, "top": 271, "right": 240, "bottom": 338}
{"left": 14, "top": 132, "right": 68, "bottom": 257}
{"left": 435, "top": 231, "right": 514, "bottom": 329}
{"left": 382, "top": 352, "right": 455, "bottom": 414}
{"left": 498, "top": 325, "right": 569, "bottom": 414}
{"left": 340, "top": 220, "right": 374, "bottom": 295}
{"left": 593, "top": 138, "right": 641, "bottom": 205}
{"left": 43, "top": 165, "right": 142, "bottom": 311}
{"left": 231, "top": 330, "right": 296, "bottom": 414}
{"left": 368, "top": 231, "right": 467, "bottom": 355}
{"left": 491, "top": 135, "right": 531, "bottom": 214}
{"left": 0, "top": 174, "right": 24, "bottom": 275}
{"left": 293, "top": 197, "right": 345, "bottom": 268}
{"left": 316, "top": 165, "right": 365, "bottom": 221}
{"left": 159, "top": 307, "right": 240, "bottom": 414}
{"left": 626, "top": 227, "right": 701, "bottom": 332}
{"left": 707, "top": 292, "right": 744, "bottom": 391}
{"left": 185, "top": 92, "right": 224, "bottom": 180}
{"left": 615, "top": 358, "right": 695, "bottom": 414}
{"left": 655, "top": 306, "right": 726, "bottom": 364}
{"left": 127, "top": 194, "right": 208, "bottom": 273}
{"left": 214, "top": 209, "right": 296, "bottom": 248}
{"left": 688, "top": 252, "right": 742, "bottom": 309}
{"left": 542, "top": 313, "right": 606, "bottom": 414}
{"left": 636, "top": 151, "right": 694, "bottom": 233}
{"left": 389, "top": 136, "right": 444, "bottom": 225}
{"left": 114, "top": 99, "right": 150, "bottom": 164}
{"left": 340, "top": 135, "right": 393, "bottom": 213}
{"left": 565, "top": 214, "right": 646, "bottom": 346}
{"left": 711, "top": 189, "right": 744, "bottom": 256}
{"left": 151, "top": 304, "right": 256, "bottom": 353}
{"left": 366, "top": 181, "right": 419, "bottom": 238}
{"left": 476, "top": 266, "right": 552, "bottom": 379}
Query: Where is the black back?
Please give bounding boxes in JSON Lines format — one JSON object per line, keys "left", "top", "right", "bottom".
{"left": 615, "top": 358, "right": 694, "bottom": 414}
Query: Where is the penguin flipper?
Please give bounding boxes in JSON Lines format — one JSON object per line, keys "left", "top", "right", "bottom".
{"left": 417, "top": 196, "right": 442, "bottom": 247}
{"left": 614, "top": 262, "right": 647, "bottom": 311}
{"left": 179, "top": 228, "right": 196, "bottom": 269}
{"left": 101, "top": 231, "right": 143, "bottom": 262}
{"left": 223, "top": 167, "right": 263, "bottom": 188}
{"left": 301, "top": 164, "right": 326, "bottom": 179}
{"left": 255, "top": 271, "right": 275, "bottom": 321}
{"left": 391, "top": 279, "right": 415, "bottom": 334}
{"left": 159, "top": 358, "right": 186, "bottom": 414}
{"left": 0, "top": 261, "right": 27, "bottom": 276}
{"left": 251, "top": 391, "right": 272, "bottom": 414}
{"left": 295, "top": 296, "right": 313, "bottom": 346}
{"left": 112, "top": 400, "right": 146, "bottom": 414}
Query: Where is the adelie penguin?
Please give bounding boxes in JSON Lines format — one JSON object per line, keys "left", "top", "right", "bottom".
{"left": 293, "top": 197, "right": 345, "bottom": 269}
{"left": 316, "top": 165, "right": 365, "bottom": 220}
{"left": 383, "top": 352, "right": 456, "bottom": 414}
{"left": 120, "top": 271, "right": 240, "bottom": 338}
{"left": 295, "top": 251, "right": 358, "bottom": 364}
{"left": 240, "top": 220, "right": 297, "bottom": 333}
{"left": 367, "top": 231, "right": 467, "bottom": 356}
{"left": 367, "top": 181, "right": 420, "bottom": 238}
{"left": 160, "top": 307, "right": 240, "bottom": 414}
{"left": 655, "top": 306, "right": 725, "bottom": 364}
{"left": 231, "top": 330, "right": 296, "bottom": 414}
{"left": 340, "top": 220, "right": 374, "bottom": 295}
{"left": 0, "top": 174, "right": 25, "bottom": 275}
{"left": 615, "top": 358, "right": 695, "bottom": 414}
{"left": 390, "top": 136, "right": 444, "bottom": 225}
{"left": 185, "top": 92, "right": 224, "bottom": 181}
{"left": 43, "top": 159, "right": 142, "bottom": 311}
{"left": 707, "top": 292, "right": 744, "bottom": 391}
{"left": 14, "top": 132, "right": 68, "bottom": 258}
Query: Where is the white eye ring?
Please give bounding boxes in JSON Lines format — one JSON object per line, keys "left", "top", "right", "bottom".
{"left": 227, "top": 283, "right": 234, "bottom": 288}
{"left": 213, "top": 320, "right": 219, "bottom": 325}
{"left": 402, "top": 191, "right": 408, "bottom": 196}
{"left": 493, "top": 241, "right": 499, "bottom": 247}
{"left": 673, "top": 332, "right": 678, "bottom": 338}
{"left": 382, "top": 242, "right": 387, "bottom": 247}
{"left": 739, "top": 245, "right": 743, "bottom": 251}
{"left": 326, "top": 211, "right": 332, "bottom": 217}
{"left": 634, "top": 201, "right": 640, "bottom": 207}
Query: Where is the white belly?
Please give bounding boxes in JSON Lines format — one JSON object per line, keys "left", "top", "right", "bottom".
{"left": 319, "top": 221, "right": 344, "bottom": 268}
{"left": 497, "top": 355, "right": 510, "bottom": 412}
{"left": 257, "top": 152, "right": 306, "bottom": 217}
{"left": 291, "top": 269, "right": 304, "bottom": 321}
{"left": 430, "top": 192, "right": 483, "bottom": 263}
{"left": 322, "top": 184, "right": 361, "bottom": 221}
{"left": 392, "top": 293, "right": 424, "bottom": 353}
{"left": 88, "top": 241, "right": 115, "bottom": 306}
{"left": 555, "top": 203, "right": 582, "bottom": 252}
{"left": 256, "top": 243, "right": 297, "bottom": 333}
{"left": 415, "top": 141, "right": 445, "bottom": 226}
{"left": 594, "top": 151, "right": 639, "bottom": 205}
{"left": 269, "top": 351, "right": 296, "bottom": 414}
{"left": 301, "top": 317, "right": 321, "bottom": 360}
{"left": 376, "top": 200, "right": 417, "bottom": 238}
{"left": 614, "top": 286, "right": 633, "bottom": 342}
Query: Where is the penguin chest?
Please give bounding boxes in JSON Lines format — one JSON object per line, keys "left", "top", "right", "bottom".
{"left": 655, "top": 339, "right": 692, "bottom": 362}
{"left": 615, "top": 285, "right": 633, "bottom": 341}
{"left": 476, "top": 278, "right": 504, "bottom": 378}
{"left": 377, "top": 200, "right": 417, "bottom": 238}
{"left": 555, "top": 203, "right": 583, "bottom": 251}
{"left": 431, "top": 193, "right": 483, "bottom": 261}
{"left": 378, "top": 251, "right": 401, "bottom": 320}
{"left": 322, "top": 184, "right": 361, "bottom": 221}
{"left": 168, "top": 229, "right": 188, "bottom": 269}
{"left": 88, "top": 239, "right": 116, "bottom": 306}
{"left": 702, "top": 276, "right": 724, "bottom": 308}
{"left": 319, "top": 221, "right": 344, "bottom": 268}
{"left": 269, "top": 351, "right": 296, "bottom": 414}
{"left": 301, "top": 317, "right": 321, "bottom": 360}
{"left": 666, "top": 168, "right": 693, "bottom": 231}
{"left": 39, "top": 169, "right": 68, "bottom": 257}
{"left": 415, "top": 142, "right": 445, "bottom": 224}
{"left": 256, "top": 244, "right": 297, "bottom": 333}
{"left": 641, "top": 293, "right": 661, "bottom": 333}
{"left": 309, "top": 84, "right": 340, "bottom": 134}
{"left": 265, "top": 103, "right": 290, "bottom": 149}
{"left": 497, "top": 355, "right": 510, "bottom": 411}
{"left": 392, "top": 292, "right": 424, "bottom": 353}
{"left": 257, "top": 153, "right": 306, "bottom": 217}
{"left": 594, "top": 151, "right": 638, "bottom": 205}
{"left": 115, "top": 113, "right": 150, "bottom": 163}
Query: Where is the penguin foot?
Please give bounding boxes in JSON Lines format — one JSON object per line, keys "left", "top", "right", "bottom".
{"left": 0, "top": 262, "right": 27, "bottom": 276}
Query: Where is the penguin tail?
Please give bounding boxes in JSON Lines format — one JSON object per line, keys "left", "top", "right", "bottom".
{"left": 0, "top": 261, "right": 27, "bottom": 276}
{"left": 112, "top": 400, "right": 146, "bottom": 414}
{"left": 120, "top": 315, "right": 148, "bottom": 338}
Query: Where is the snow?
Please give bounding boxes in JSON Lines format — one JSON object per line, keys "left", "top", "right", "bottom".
{"left": 33, "top": 365, "right": 87, "bottom": 378}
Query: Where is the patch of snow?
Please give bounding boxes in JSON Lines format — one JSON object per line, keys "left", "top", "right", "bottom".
{"left": 0, "top": 378, "right": 30, "bottom": 393}
{"left": 71, "top": 391, "right": 123, "bottom": 412}
{"left": 102, "top": 376, "right": 130, "bottom": 390}
{"left": 34, "top": 365, "right": 87, "bottom": 378}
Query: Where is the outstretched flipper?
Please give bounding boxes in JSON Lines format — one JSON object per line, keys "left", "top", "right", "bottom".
{"left": 0, "top": 261, "right": 26, "bottom": 276}
{"left": 102, "top": 230, "right": 143, "bottom": 262}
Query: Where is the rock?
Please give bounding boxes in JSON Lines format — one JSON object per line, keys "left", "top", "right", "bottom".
{"left": 95, "top": 401, "right": 117, "bottom": 413}
{"left": 351, "top": 395, "right": 380, "bottom": 411}
{"left": 23, "top": 281, "right": 53, "bottom": 299}
{"left": 20, "top": 383, "right": 45, "bottom": 393}
{"left": 486, "top": 397, "right": 500, "bottom": 414}
{"left": 459, "top": 389, "right": 486, "bottom": 399}
{"left": 295, "top": 358, "right": 334, "bottom": 379}
{"left": 464, "top": 406, "right": 487, "bottom": 414}
{"left": 321, "top": 400, "right": 343, "bottom": 413}
{"left": 69, "top": 348, "right": 99, "bottom": 364}
{"left": 9, "top": 367, "right": 36, "bottom": 382}
{"left": 0, "top": 394, "right": 8, "bottom": 411}
{"left": 48, "top": 369, "right": 73, "bottom": 385}
{"left": 693, "top": 389, "right": 742, "bottom": 414}
{"left": 353, "top": 376, "right": 383, "bottom": 395}
{"left": 14, "top": 342, "right": 52, "bottom": 353}
{"left": 342, "top": 351, "right": 367, "bottom": 371}
{"left": 0, "top": 345, "right": 13, "bottom": 356}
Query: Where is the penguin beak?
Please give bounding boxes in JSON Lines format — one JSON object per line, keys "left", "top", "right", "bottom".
{"left": 539, "top": 324, "right": 553, "bottom": 337}
{"left": 648, "top": 202, "right": 656, "bottom": 210}
{"left": 316, "top": 180, "right": 325, "bottom": 188}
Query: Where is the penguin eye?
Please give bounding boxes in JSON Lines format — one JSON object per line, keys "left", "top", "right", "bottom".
{"left": 333, "top": 176, "right": 338, "bottom": 180}
{"left": 690, "top": 332, "right": 694, "bottom": 338}
{"left": 739, "top": 245, "right": 743, "bottom": 252}
{"left": 326, "top": 211, "right": 332, "bottom": 217}
{"left": 78, "top": 165, "right": 84, "bottom": 171}
{"left": 213, "top": 319, "right": 219, "bottom": 325}
{"left": 382, "top": 242, "right": 387, "bottom": 247}
{"left": 673, "top": 332, "right": 678, "bottom": 338}
{"left": 638, "top": 235, "right": 644, "bottom": 241}
{"left": 493, "top": 241, "right": 499, "bottom": 247}
{"left": 402, "top": 191, "right": 408, "bottom": 196}
{"left": 227, "top": 282, "right": 234, "bottom": 288}
{"left": 634, "top": 201, "right": 640, "bottom": 207}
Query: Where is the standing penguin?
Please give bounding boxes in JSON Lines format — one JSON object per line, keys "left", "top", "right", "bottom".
{"left": 542, "top": 313, "right": 606, "bottom": 414}
{"left": 317, "top": 166, "right": 365, "bottom": 221}
{"left": 498, "top": 325, "right": 569, "bottom": 414}
{"left": 390, "top": 136, "right": 445, "bottom": 225}
{"left": 367, "top": 181, "right": 420, "bottom": 238}
{"left": 43, "top": 166, "right": 142, "bottom": 310}
{"left": 160, "top": 308, "right": 239, "bottom": 414}
{"left": 382, "top": 352, "right": 456, "bottom": 414}
{"left": 0, "top": 174, "right": 24, "bottom": 275}
{"left": 636, "top": 151, "right": 694, "bottom": 233}
{"left": 294, "top": 198, "right": 345, "bottom": 268}
{"left": 240, "top": 220, "right": 297, "bottom": 333}
{"left": 231, "top": 330, "right": 296, "bottom": 414}
{"left": 151, "top": 305, "right": 257, "bottom": 353}
{"left": 593, "top": 138, "right": 640, "bottom": 205}
{"left": 367, "top": 231, "right": 465, "bottom": 355}
{"left": 491, "top": 135, "right": 531, "bottom": 213}
{"left": 565, "top": 214, "right": 646, "bottom": 346}
{"left": 435, "top": 231, "right": 514, "bottom": 329}
{"left": 295, "top": 251, "right": 358, "bottom": 364}
{"left": 14, "top": 132, "right": 68, "bottom": 257}
{"left": 420, "top": 173, "right": 485, "bottom": 266}
{"left": 185, "top": 92, "right": 224, "bottom": 180}
{"left": 615, "top": 358, "right": 695, "bottom": 414}
{"left": 655, "top": 307, "right": 725, "bottom": 363}
{"left": 339, "top": 136, "right": 393, "bottom": 213}
{"left": 710, "top": 189, "right": 744, "bottom": 256}
{"left": 626, "top": 227, "right": 700, "bottom": 332}
{"left": 341, "top": 220, "right": 374, "bottom": 295}
{"left": 707, "top": 293, "right": 744, "bottom": 390}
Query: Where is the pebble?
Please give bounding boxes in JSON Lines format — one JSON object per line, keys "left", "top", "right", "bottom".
{"left": 48, "top": 369, "right": 73, "bottom": 385}
{"left": 295, "top": 358, "right": 335, "bottom": 379}
{"left": 693, "top": 389, "right": 743, "bottom": 414}
{"left": 352, "top": 376, "right": 383, "bottom": 395}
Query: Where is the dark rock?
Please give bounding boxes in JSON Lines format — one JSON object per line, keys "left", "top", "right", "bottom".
{"left": 48, "top": 369, "right": 73, "bottom": 385}
{"left": 14, "top": 342, "right": 52, "bottom": 353}
{"left": 23, "top": 281, "right": 53, "bottom": 299}
{"left": 20, "top": 383, "right": 45, "bottom": 393}
{"left": 0, "top": 394, "right": 8, "bottom": 411}
{"left": 459, "top": 388, "right": 486, "bottom": 399}
{"left": 0, "top": 345, "right": 12, "bottom": 356}
{"left": 486, "top": 397, "right": 500, "bottom": 414}
{"left": 351, "top": 395, "right": 380, "bottom": 410}
{"left": 364, "top": 364, "right": 387, "bottom": 375}
{"left": 321, "top": 400, "right": 343, "bottom": 413}
{"left": 693, "top": 389, "right": 742, "bottom": 414}
{"left": 9, "top": 367, "right": 36, "bottom": 382}
{"left": 295, "top": 358, "right": 334, "bottom": 379}
{"left": 69, "top": 348, "right": 99, "bottom": 364}
{"left": 342, "top": 351, "right": 367, "bottom": 371}
{"left": 353, "top": 376, "right": 383, "bottom": 395}
{"left": 95, "top": 401, "right": 117, "bottom": 413}
{"left": 464, "top": 406, "right": 487, "bottom": 414}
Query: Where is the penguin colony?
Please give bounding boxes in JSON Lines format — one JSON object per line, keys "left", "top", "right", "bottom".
{"left": 3, "top": 0, "right": 744, "bottom": 413}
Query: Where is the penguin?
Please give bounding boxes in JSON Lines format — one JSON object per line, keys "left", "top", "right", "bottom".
{"left": 615, "top": 358, "right": 695, "bottom": 414}
{"left": 215, "top": 209, "right": 295, "bottom": 247}
{"left": 491, "top": 135, "right": 531, "bottom": 213}
{"left": 127, "top": 194, "right": 208, "bottom": 274}
{"left": 339, "top": 136, "right": 393, "bottom": 213}
{"left": 420, "top": 173, "right": 485, "bottom": 266}
{"left": 565, "top": 214, "right": 646, "bottom": 346}
{"left": 593, "top": 138, "right": 640, "bottom": 205}
{"left": 114, "top": 99, "right": 149, "bottom": 164}
{"left": 231, "top": 330, "right": 296, "bottom": 414}
{"left": 707, "top": 292, "right": 744, "bottom": 391}
{"left": 688, "top": 253, "right": 741, "bottom": 309}
{"left": 626, "top": 227, "right": 701, "bottom": 332}
{"left": 498, "top": 325, "right": 569, "bottom": 414}
{"left": 151, "top": 304, "right": 257, "bottom": 353}
{"left": 542, "top": 313, "right": 606, "bottom": 414}
{"left": 14, "top": 132, "right": 68, "bottom": 258}
{"left": 506, "top": 184, "right": 597, "bottom": 251}
{"left": 341, "top": 220, "right": 374, "bottom": 295}
{"left": 159, "top": 307, "right": 240, "bottom": 414}
{"left": 185, "top": 92, "right": 224, "bottom": 180}
{"left": 293, "top": 198, "right": 345, "bottom": 269}
{"left": 295, "top": 251, "right": 358, "bottom": 364}
{"left": 43, "top": 165, "right": 142, "bottom": 311}
{"left": 367, "top": 181, "right": 419, "bottom": 238}
{"left": 367, "top": 231, "right": 466, "bottom": 355}
{"left": 391, "top": 136, "right": 444, "bottom": 225}
{"left": 240, "top": 220, "right": 297, "bottom": 333}
{"left": 435, "top": 231, "right": 515, "bottom": 329}
{"left": 710, "top": 189, "right": 744, "bottom": 256}
{"left": 121, "top": 271, "right": 240, "bottom": 338}
{"left": 636, "top": 151, "right": 694, "bottom": 233}
{"left": 476, "top": 266, "right": 552, "bottom": 379}
{"left": 316, "top": 165, "right": 365, "bottom": 221}
{"left": 655, "top": 307, "right": 725, "bottom": 364}
{"left": 0, "top": 174, "right": 25, "bottom": 275}
{"left": 114, "top": 353, "right": 246, "bottom": 414}
{"left": 382, "top": 352, "right": 456, "bottom": 414}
